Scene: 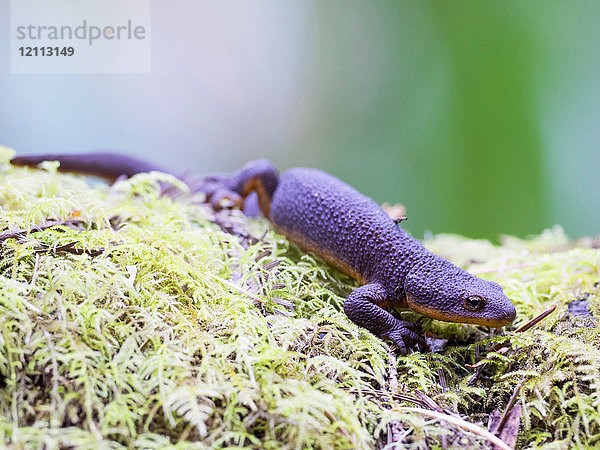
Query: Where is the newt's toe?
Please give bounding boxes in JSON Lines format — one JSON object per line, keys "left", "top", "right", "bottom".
{"left": 388, "top": 322, "right": 429, "bottom": 355}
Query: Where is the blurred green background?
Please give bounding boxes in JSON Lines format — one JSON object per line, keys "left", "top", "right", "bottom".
{"left": 293, "top": 1, "right": 598, "bottom": 240}
{"left": 2, "top": 1, "right": 599, "bottom": 240}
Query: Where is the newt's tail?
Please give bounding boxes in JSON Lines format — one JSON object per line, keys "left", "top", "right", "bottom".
{"left": 11, "top": 153, "right": 279, "bottom": 219}
{"left": 11, "top": 152, "right": 167, "bottom": 183}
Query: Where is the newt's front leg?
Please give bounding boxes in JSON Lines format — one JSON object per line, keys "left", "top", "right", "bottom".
{"left": 343, "top": 283, "right": 428, "bottom": 355}
{"left": 197, "top": 159, "right": 279, "bottom": 218}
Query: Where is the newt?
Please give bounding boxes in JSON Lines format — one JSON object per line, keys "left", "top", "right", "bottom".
{"left": 11, "top": 153, "right": 517, "bottom": 354}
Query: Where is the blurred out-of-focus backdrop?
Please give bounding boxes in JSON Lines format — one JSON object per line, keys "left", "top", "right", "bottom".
{"left": 1, "top": 1, "right": 599, "bottom": 240}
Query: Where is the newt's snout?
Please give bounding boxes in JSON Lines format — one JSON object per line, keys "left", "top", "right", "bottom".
{"left": 461, "top": 298, "right": 516, "bottom": 328}
{"left": 406, "top": 293, "right": 516, "bottom": 328}
{"left": 496, "top": 300, "right": 517, "bottom": 325}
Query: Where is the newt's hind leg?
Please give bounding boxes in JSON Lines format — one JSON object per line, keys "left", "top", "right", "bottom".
{"left": 195, "top": 159, "right": 279, "bottom": 219}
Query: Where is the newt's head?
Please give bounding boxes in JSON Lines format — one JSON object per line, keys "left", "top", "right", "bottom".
{"left": 404, "top": 257, "right": 516, "bottom": 328}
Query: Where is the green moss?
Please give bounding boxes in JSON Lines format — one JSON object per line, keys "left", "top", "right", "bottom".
{"left": 0, "top": 145, "right": 599, "bottom": 448}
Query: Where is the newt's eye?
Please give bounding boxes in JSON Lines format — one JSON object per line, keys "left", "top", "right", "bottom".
{"left": 464, "top": 295, "right": 485, "bottom": 311}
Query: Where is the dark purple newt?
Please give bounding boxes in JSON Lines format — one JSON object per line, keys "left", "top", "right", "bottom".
{"left": 11, "top": 153, "right": 517, "bottom": 354}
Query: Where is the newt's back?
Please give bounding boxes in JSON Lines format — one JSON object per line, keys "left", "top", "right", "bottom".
{"left": 270, "top": 168, "right": 409, "bottom": 284}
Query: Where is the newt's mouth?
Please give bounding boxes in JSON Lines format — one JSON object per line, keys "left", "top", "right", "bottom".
{"left": 406, "top": 295, "right": 516, "bottom": 328}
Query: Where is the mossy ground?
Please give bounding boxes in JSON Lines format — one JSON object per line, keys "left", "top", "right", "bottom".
{"left": 0, "top": 146, "right": 598, "bottom": 449}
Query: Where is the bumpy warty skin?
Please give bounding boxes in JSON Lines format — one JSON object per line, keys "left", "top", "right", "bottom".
{"left": 270, "top": 167, "right": 516, "bottom": 330}
{"left": 271, "top": 168, "right": 423, "bottom": 296}
{"left": 404, "top": 255, "right": 517, "bottom": 327}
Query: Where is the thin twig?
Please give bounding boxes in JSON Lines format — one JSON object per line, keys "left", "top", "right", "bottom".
{"left": 414, "top": 390, "right": 445, "bottom": 414}
{"left": 490, "top": 382, "right": 522, "bottom": 435}
{"left": 342, "top": 387, "right": 429, "bottom": 409}
{"left": 208, "top": 273, "right": 266, "bottom": 303}
{"left": 468, "top": 305, "right": 557, "bottom": 383}
{"left": 324, "top": 410, "right": 350, "bottom": 438}
{"left": 388, "top": 349, "right": 399, "bottom": 393}
{"left": 490, "top": 305, "right": 557, "bottom": 351}
{"left": 467, "top": 364, "right": 488, "bottom": 386}
{"left": 26, "top": 253, "right": 41, "bottom": 296}
{"left": 386, "top": 348, "right": 404, "bottom": 445}
{"left": 514, "top": 305, "right": 557, "bottom": 334}
{"left": 437, "top": 368, "right": 447, "bottom": 393}
{"left": 51, "top": 242, "right": 105, "bottom": 257}
{"left": 395, "top": 407, "right": 511, "bottom": 450}
{"left": 0, "top": 219, "right": 86, "bottom": 242}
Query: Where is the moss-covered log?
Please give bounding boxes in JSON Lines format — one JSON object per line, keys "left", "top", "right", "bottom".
{"left": 0, "top": 147, "right": 598, "bottom": 449}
